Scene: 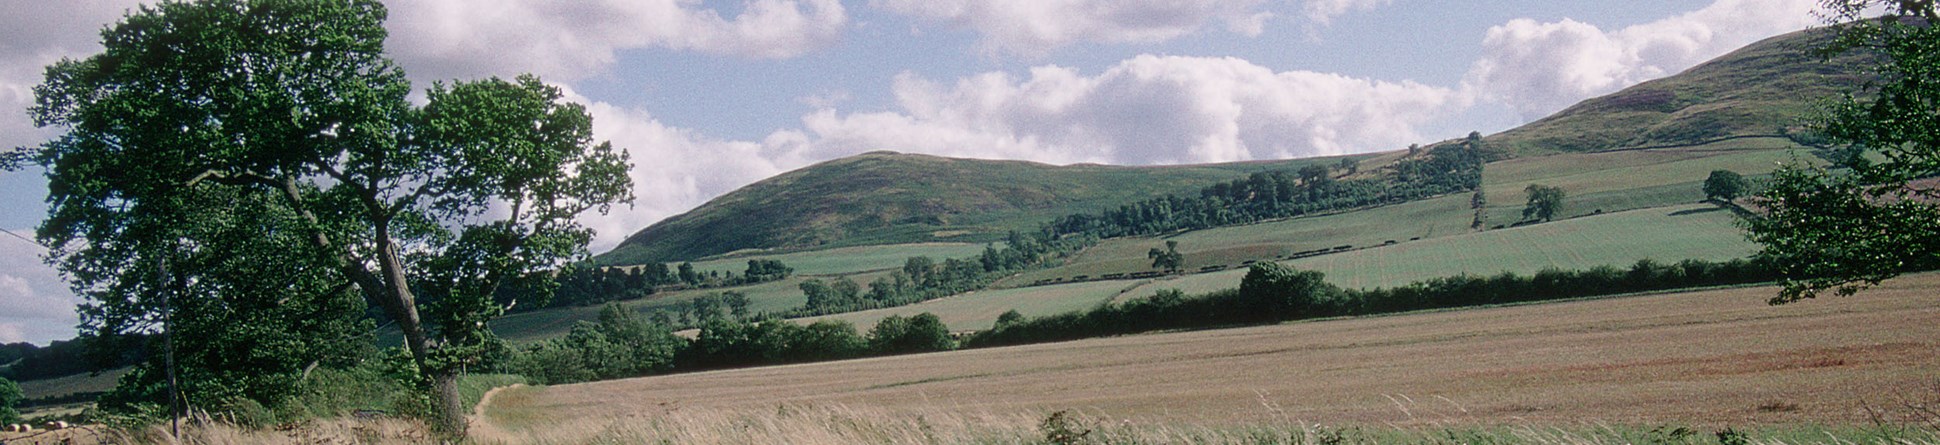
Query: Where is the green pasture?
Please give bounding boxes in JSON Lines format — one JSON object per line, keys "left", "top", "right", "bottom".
{"left": 999, "top": 194, "right": 1476, "bottom": 287}
{"left": 1110, "top": 202, "right": 1754, "bottom": 297}
{"left": 800, "top": 279, "right": 1138, "bottom": 331}
{"left": 1478, "top": 142, "right": 1816, "bottom": 225}
{"left": 686, "top": 242, "right": 987, "bottom": 277}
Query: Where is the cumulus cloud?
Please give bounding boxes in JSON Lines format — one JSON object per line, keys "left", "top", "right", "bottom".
{"left": 1466, "top": 0, "right": 1818, "bottom": 120}
{"left": 1301, "top": 0, "right": 1391, "bottom": 24}
{"left": 386, "top": 0, "right": 847, "bottom": 82}
{"left": 563, "top": 92, "right": 821, "bottom": 251}
{"left": 790, "top": 56, "right": 1465, "bottom": 165}
{"left": 569, "top": 56, "right": 1464, "bottom": 248}
{"left": 0, "top": 234, "right": 78, "bottom": 345}
{"left": 875, "top": 0, "right": 1274, "bottom": 56}
{"left": 0, "top": 0, "right": 146, "bottom": 151}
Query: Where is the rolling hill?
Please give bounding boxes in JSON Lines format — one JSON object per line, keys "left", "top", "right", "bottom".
{"left": 604, "top": 27, "right": 1860, "bottom": 267}
{"left": 598, "top": 152, "right": 1358, "bottom": 264}
{"left": 1482, "top": 27, "right": 1871, "bottom": 155}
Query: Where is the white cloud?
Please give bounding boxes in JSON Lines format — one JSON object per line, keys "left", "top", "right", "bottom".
{"left": 0, "top": 1, "right": 147, "bottom": 152}
{"left": 0, "top": 234, "right": 78, "bottom": 345}
{"left": 1466, "top": 0, "right": 1818, "bottom": 120}
{"left": 569, "top": 55, "right": 1464, "bottom": 249}
{"left": 0, "top": 2, "right": 140, "bottom": 345}
{"left": 385, "top": 0, "right": 847, "bottom": 82}
{"left": 565, "top": 92, "right": 821, "bottom": 251}
{"left": 1301, "top": 0, "right": 1390, "bottom": 24}
{"left": 789, "top": 56, "right": 1465, "bottom": 165}
{"left": 874, "top": 0, "right": 1274, "bottom": 56}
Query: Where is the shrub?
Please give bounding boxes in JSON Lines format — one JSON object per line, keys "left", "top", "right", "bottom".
{"left": 869, "top": 313, "right": 954, "bottom": 355}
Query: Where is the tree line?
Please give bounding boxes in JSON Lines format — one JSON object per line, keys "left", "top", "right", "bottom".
{"left": 471, "top": 256, "right": 1783, "bottom": 389}
{"left": 499, "top": 259, "right": 794, "bottom": 312}
{"left": 492, "top": 305, "right": 954, "bottom": 385}
{"left": 1044, "top": 135, "right": 1489, "bottom": 240}
{"left": 777, "top": 231, "right": 1095, "bottom": 318}
{"left": 965, "top": 258, "right": 1780, "bottom": 348}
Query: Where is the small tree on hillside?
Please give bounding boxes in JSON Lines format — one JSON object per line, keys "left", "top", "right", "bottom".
{"left": 1522, "top": 184, "right": 1566, "bottom": 222}
{"left": 1148, "top": 240, "right": 1184, "bottom": 274}
{"left": 1703, "top": 170, "right": 1750, "bottom": 203}
{"left": 722, "top": 291, "right": 751, "bottom": 318}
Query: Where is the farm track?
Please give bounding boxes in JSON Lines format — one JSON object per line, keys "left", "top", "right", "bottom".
{"left": 486, "top": 273, "right": 1940, "bottom": 429}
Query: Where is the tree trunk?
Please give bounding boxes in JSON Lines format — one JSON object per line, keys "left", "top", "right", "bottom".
{"left": 432, "top": 372, "right": 466, "bottom": 436}
{"left": 375, "top": 234, "right": 469, "bottom": 436}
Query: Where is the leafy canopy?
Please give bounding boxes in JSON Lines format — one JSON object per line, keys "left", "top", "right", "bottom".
{"left": 18, "top": 0, "right": 630, "bottom": 427}
{"left": 1745, "top": 1, "right": 1940, "bottom": 303}
{"left": 1522, "top": 184, "right": 1565, "bottom": 222}
{"left": 1704, "top": 170, "right": 1750, "bottom": 202}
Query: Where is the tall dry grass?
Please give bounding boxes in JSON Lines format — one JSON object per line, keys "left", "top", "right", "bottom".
{"left": 467, "top": 404, "right": 1940, "bottom": 445}
{"left": 33, "top": 404, "right": 1940, "bottom": 444}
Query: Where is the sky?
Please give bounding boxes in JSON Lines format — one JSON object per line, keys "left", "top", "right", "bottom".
{"left": 0, "top": 0, "right": 1824, "bottom": 345}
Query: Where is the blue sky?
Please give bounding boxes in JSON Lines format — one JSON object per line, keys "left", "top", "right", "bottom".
{"left": 0, "top": 0, "right": 1822, "bottom": 345}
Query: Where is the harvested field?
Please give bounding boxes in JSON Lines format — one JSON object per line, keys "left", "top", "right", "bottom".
{"left": 487, "top": 273, "right": 1940, "bottom": 429}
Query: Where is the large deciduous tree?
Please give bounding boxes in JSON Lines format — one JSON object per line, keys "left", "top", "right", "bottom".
{"left": 1521, "top": 184, "right": 1565, "bottom": 222}
{"left": 18, "top": 0, "right": 630, "bottom": 433}
{"left": 1745, "top": 1, "right": 1940, "bottom": 303}
{"left": 1703, "top": 170, "right": 1750, "bottom": 203}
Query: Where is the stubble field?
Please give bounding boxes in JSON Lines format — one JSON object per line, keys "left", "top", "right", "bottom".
{"left": 482, "top": 273, "right": 1940, "bottom": 434}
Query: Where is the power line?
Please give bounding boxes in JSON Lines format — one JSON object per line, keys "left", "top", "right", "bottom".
{"left": 1, "top": 227, "right": 47, "bottom": 251}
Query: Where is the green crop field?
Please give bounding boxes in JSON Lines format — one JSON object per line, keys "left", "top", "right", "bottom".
{"left": 1000, "top": 194, "right": 1476, "bottom": 287}
{"left": 800, "top": 279, "right": 1138, "bottom": 331}
{"left": 1477, "top": 140, "right": 1816, "bottom": 225}
{"left": 685, "top": 242, "right": 988, "bottom": 277}
{"left": 1112, "top": 202, "right": 1754, "bottom": 297}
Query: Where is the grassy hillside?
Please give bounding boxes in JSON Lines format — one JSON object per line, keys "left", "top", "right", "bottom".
{"left": 684, "top": 242, "right": 988, "bottom": 277}
{"left": 496, "top": 24, "right": 1853, "bottom": 343}
{"left": 1483, "top": 28, "right": 1868, "bottom": 156}
{"left": 795, "top": 202, "right": 1754, "bottom": 331}
{"left": 599, "top": 152, "right": 1358, "bottom": 265}
{"left": 1125, "top": 203, "right": 1755, "bottom": 298}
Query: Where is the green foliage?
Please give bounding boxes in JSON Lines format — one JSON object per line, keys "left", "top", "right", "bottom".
{"left": 1147, "top": 240, "right": 1184, "bottom": 274}
{"left": 503, "top": 304, "right": 680, "bottom": 385}
{"left": 744, "top": 259, "right": 794, "bottom": 282}
{"left": 679, "top": 318, "right": 871, "bottom": 370}
{"left": 1703, "top": 170, "right": 1750, "bottom": 202}
{"left": 1521, "top": 184, "right": 1566, "bottom": 222}
{"left": 1746, "top": 2, "right": 1940, "bottom": 303}
{"left": 1048, "top": 143, "right": 1484, "bottom": 239}
{"left": 995, "top": 309, "right": 1026, "bottom": 328}
{"left": 18, "top": 0, "right": 632, "bottom": 431}
{"left": 867, "top": 313, "right": 954, "bottom": 355}
{"left": 968, "top": 258, "right": 1776, "bottom": 348}
{"left": 0, "top": 376, "right": 20, "bottom": 424}
{"left": 1239, "top": 262, "right": 1339, "bottom": 319}
{"left": 786, "top": 232, "right": 1093, "bottom": 319}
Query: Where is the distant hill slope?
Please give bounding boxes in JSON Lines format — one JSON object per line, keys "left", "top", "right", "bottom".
{"left": 603, "top": 26, "right": 1861, "bottom": 265}
{"left": 599, "top": 152, "right": 1348, "bottom": 265}
{"left": 1483, "top": 27, "right": 1870, "bottom": 155}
